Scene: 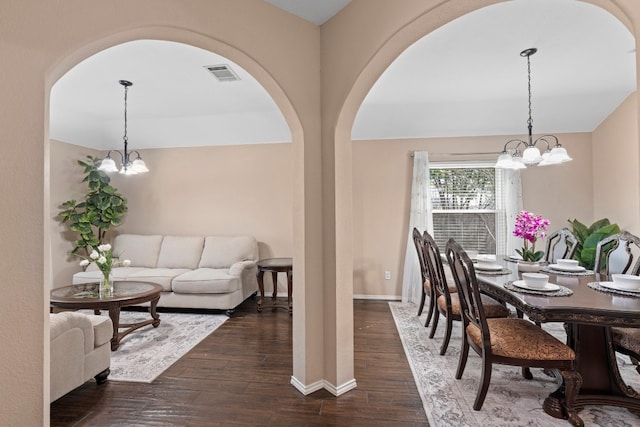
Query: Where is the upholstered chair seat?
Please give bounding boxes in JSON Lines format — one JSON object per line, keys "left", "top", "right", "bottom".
{"left": 612, "top": 327, "right": 640, "bottom": 353}
{"left": 467, "top": 318, "right": 576, "bottom": 361}
{"left": 437, "top": 293, "right": 509, "bottom": 319}
{"left": 611, "top": 327, "right": 640, "bottom": 374}
{"left": 425, "top": 279, "right": 457, "bottom": 295}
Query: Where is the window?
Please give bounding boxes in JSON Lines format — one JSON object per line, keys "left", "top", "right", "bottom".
{"left": 429, "top": 162, "right": 503, "bottom": 253}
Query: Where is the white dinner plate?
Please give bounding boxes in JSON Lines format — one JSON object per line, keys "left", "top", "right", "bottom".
{"left": 512, "top": 280, "right": 559, "bottom": 292}
{"left": 598, "top": 281, "right": 640, "bottom": 293}
{"left": 549, "top": 263, "right": 586, "bottom": 273}
{"left": 475, "top": 263, "right": 504, "bottom": 271}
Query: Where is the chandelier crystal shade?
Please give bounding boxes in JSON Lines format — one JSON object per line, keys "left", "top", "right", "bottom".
{"left": 98, "top": 80, "right": 149, "bottom": 175}
{"left": 495, "top": 48, "right": 572, "bottom": 169}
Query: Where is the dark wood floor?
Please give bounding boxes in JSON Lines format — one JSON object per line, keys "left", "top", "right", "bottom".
{"left": 50, "top": 299, "right": 428, "bottom": 426}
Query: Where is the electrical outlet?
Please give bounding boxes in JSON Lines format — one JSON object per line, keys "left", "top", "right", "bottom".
{"left": 385, "top": 271, "right": 391, "bottom": 280}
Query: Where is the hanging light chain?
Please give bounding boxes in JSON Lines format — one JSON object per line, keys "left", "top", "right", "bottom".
{"left": 123, "top": 83, "right": 128, "bottom": 145}
{"left": 527, "top": 52, "right": 533, "bottom": 131}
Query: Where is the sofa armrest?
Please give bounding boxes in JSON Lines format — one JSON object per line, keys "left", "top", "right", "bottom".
{"left": 229, "top": 260, "right": 257, "bottom": 277}
{"left": 50, "top": 312, "right": 94, "bottom": 354}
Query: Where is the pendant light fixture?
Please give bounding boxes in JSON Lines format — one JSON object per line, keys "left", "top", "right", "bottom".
{"left": 495, "top": 48, "right": 572, "bottom": 169}
{"left": 98, "top": 80, "right": 149, "bottom": 175}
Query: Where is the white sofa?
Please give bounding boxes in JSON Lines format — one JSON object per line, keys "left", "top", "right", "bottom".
{"left": 50, "top": 311, "right": 113, "bottom": 402}
{"left": 72, "top": 234, "right": 259, "bottom": 315}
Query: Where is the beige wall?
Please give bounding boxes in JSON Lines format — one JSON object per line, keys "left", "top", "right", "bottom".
{"left": 592, "top": 92, "right": 640, "bottom": 233}
{"left": 352, "top": 133, "right": 592, "bottom": 297}
{"left": 50, "top": 141, "right": 295, "bottom": 292}
{"left": 2, "top": 0, "right": 640, "bottom": 425}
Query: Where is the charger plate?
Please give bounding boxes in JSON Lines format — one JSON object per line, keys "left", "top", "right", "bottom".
{"left": 588, "top": 281, "right": 640, "bottom": 297}
{"left": 504, "top": 281, "right": 573, "bottom": 297}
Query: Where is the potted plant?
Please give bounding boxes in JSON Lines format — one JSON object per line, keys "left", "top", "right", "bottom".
{"left": 513, "top": 210, "right": 550, "bottom": 272}
{"left": 567, "top": 218, "right": 620, "bottom": 270}
{"left": 58, "top": 155, "right": 128, "bottom": 257}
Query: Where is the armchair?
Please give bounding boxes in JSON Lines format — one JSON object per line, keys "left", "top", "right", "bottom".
{"left": 50, "top": 311, "right": 113, "bottom": 402}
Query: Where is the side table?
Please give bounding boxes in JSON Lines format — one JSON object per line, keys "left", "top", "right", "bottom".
{"left": 256, "top": 257, "right": 293, "bottom": 315}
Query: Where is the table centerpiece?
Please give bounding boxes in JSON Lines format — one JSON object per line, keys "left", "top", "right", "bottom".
{"left": 513, "top": 210, "right": 550, "bottom": 272}
{"left": 79, "top": 244, "right": 130, "bottom": 297}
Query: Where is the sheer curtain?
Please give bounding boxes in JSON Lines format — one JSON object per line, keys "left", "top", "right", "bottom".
{"left": 495, "top": 168, "right": 523, "bottom": 256}
{"left": 401, "top": 152, "right": 433, "bottom": 304}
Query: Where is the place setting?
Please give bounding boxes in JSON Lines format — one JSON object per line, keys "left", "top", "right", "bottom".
{"left": 540, "top": 258, "right": 594, "bottom": 276}
{"left": 473, "top": 254, "right": 511, "bottom": 275}
{"left": 505, "top": 272, "right": 574, "bottom": 296}
{"left": 588, "top": 273, "right": 640, "bottom": 297}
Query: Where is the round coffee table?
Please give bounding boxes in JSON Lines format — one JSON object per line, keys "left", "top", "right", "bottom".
{"left": 256, "top": 257, "right": 293, "bottom": 314}
{"left": 50, "top": 282, "right": 162, "bottom": 350}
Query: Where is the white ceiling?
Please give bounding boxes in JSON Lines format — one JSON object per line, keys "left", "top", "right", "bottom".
{"left": 49, "top": 0, "right": 636, "bottom": 151}
{"left": 264, "top": 0, "right": 351, "bottom": 25}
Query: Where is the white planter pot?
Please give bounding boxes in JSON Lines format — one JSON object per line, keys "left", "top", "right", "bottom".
{"left": 517, "top": 261, "right": 541, "bottom": 273}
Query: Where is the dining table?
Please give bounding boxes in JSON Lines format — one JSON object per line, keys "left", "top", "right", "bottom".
{"left": 475, "top": 256, "right": 640, "bottom": 421}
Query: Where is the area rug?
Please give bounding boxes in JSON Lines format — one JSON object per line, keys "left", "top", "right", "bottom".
{"left": 85, "top": 310, "right": 228, "bottom": 383}
{"left": 389, "top": 302, "right": 640, "bottom": 427}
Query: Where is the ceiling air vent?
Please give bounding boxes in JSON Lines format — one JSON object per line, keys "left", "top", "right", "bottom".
{"left": 204, "top": 64, "right": 240, "bottom": 82}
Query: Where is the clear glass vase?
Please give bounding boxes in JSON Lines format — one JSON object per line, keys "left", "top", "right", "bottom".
{"left": 100, "top": 271, "right": 113, "bottom": 297}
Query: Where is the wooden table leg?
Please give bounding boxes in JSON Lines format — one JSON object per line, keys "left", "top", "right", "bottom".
{"left": 149, "top": 294, "right": 161, "bottom": 327}
{"left": 271, "top": 271, "right": 278, "bottom": 299}
{"left": 108, "top": 305, "right": 122, "bottom": 351}
{"left": 543, "top": 324, "right": 640, "bottom": 420}
{"left": 257, "top": 270, "right": 265, "bottom": 312}
{"left": 287, "top": 268, "right": 293, "bottom": 315}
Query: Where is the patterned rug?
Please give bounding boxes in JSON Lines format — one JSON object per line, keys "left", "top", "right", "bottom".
{"left": 85, "top": 310, "right": 228, "bottom": 383}
{"left": 389, "top": 302, "right": 640, "bottom": 427}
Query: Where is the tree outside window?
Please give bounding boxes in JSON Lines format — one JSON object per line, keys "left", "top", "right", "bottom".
{"left": 429, "top": 165, "right": 497, "bottom": 253}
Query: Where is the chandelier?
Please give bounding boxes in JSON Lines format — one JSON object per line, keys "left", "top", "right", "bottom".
{"left": 495, "top": 48, "right": 572, "bottom": 169}
{"left": 98, "top": 80, "right": 149, "bottom": 175}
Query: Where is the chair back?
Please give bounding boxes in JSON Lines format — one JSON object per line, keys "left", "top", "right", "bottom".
{"left": 594, "top": 231, "right": 640, "bottom": 276}
{"left": 545, "top": 227, "right": 578, "bottom": 264}
{"left": 422, "top": 231, "right": 449, "bottom": 299}
{"left": 445, "top": 238, "right": 488, "bottom": 340}
{"left": 412, "top": 228, "right": 428, "bottom": 284}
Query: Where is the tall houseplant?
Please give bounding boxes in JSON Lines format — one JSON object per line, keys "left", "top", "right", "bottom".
{"left": 58, "top": 156, "right": 128, "bottom": 256}
{"left": 567, "top": 218, "right": 620, "bottom": 270}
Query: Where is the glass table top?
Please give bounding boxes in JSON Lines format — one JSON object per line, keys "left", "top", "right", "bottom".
{"left": 51, "top": 282, "right": 159, "bottom": 301}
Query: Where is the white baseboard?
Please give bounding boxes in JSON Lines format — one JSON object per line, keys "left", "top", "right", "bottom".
{"left": 353, "top": 294, "right": 401, "bottom": 301}
{"left": 290, "top": 376, "right": 324, "bottom": 395}
{"left": 290, "top": 376, "right": 358, "bottom": 396}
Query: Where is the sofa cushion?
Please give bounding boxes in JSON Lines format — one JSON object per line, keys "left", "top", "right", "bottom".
{"left": 199, "top": 236, "right": 258, "bottom": 268}
{"left": 72, "top": 267, "right": 148, "bottom": 285}
{"left": 172, "top": 268, "right": 240, "bottom": 294}
{"left": 156, "top": 235, "right": 205, "bottom": 269}
{"left": 127, "top": 268, "right": 191, "bottom": 292}
{"left": 113, "top": 234, "right": 164, "bottom": 268}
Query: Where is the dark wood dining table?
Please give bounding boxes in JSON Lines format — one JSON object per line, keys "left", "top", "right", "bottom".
{"left": 475, "top": 258, "right": 640, "bottom": 420}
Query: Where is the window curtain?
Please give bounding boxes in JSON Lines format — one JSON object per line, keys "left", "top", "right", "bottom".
{"left": 495, "top": 168, "right": 523, "bottom": 256}
{"left": 401, "top": 151, "right": 433, "bottom": 304}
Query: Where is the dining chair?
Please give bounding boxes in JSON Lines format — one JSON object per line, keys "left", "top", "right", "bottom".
{"left": 545, "top": 227, "right": 578, "bottom": 264}
{"left": 423, "top": 231, "right": 509, "bottom": 355}
{"left": 444, "top": 238, "right": 583, "bottom": 426}
{"left": 594, "top": 231, "right": 640, "bottom": 276}
{"left": 412, "top": 228, "right": 434, "bottom": 325}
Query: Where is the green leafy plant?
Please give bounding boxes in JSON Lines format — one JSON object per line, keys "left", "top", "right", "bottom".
{"left": 567, "top": 218, "right": 620, "bottom": 270}
{"left": 58, "top": 156, "right": 128, "bottom": 256}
